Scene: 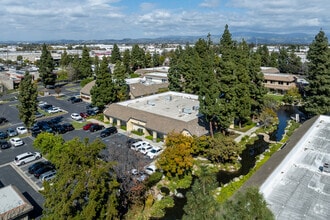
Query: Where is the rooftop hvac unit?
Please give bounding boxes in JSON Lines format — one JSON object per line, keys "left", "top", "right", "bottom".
{"left": 192, "top": 105, "right": 199, "bottom": 111}
{"left": 164, "top": 95, "right": 172, "bottom": 101}
{"left": 182, "top": 108, "right": 192, "bottom": 114}
{"left": 147, "top": 100, "right": 155, "bottom": 106}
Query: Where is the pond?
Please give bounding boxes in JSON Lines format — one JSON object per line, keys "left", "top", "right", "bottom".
{"left": 160, "top": 105, "right": 294, "bottom": 219}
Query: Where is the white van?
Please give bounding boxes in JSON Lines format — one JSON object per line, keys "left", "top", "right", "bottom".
{"left": 40, "top": 170, "right": 56, "bottom": 182}
{"left": 14, "top": 152, "right": 42, "bottom": 166}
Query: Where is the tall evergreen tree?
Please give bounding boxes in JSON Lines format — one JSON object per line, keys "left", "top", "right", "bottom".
{"left": 91, "top": 56, "right": 116, "bottom": 108}
{"left": 305, "top": 30, "right": 330, "bottom": 115}
{"left": 220, "top": 187, "right": 274, "bottom": 220}
{"left": 110, "top": 44, "right": 121, "bottom": 64}
{"left": 122, "top": 49, "right": 131, "bottom": 74}
{"left": 80, "top": 45, "right": 92, "bottom": 79}
{"left": 60, "top": 49, "right": 71, "bottom": 67}
{"left": 182, "top": 166, "right": 219, "bottom": 220}
{"left": 168, "top": 46, "right": 184, "bottom": 92}
{"left": 198, "top": 39, "right": 220, "bottom": 137}
{"left": 113, "top": 61, "right": 129, "bottom": 102}
{"left": 18, "top": 72, "right": 38, "bottom": 129}
{"left": 152, "top": 52, "right": 161, "bottom": 67}
{"left": 219, "top": 24, "right": 235, "bottom": 62}
{"left": 130, "top": 44, "right": 145, "bottom": 71}
{"left": 38, "top": 43, "right": 55, "bottom": 86}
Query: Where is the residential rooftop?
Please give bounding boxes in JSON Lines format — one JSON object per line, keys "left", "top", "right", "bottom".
{"left": 117, "top": 91, "right": 201, "bottom": 122}
{"left": 260, "top": 115, "right": 330, "bottom": 219}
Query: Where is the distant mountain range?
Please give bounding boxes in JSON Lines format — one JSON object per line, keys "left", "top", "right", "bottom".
{"left": 0, "top": 32, "right": 315, "bottom": 45}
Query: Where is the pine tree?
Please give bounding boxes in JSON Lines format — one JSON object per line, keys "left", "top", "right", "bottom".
{"left": 130, "top": 44, "right": 145, "bottom": 71}
{"left": 18, "top": 72, "right": 38, "bottom": 129}
{"left": 220, "top": 187, "right": 274, "bottom": 220}
{"left": 123, "top": 49, "right": 131, "bottom": 74}
{"left": 91, "top": 56, "right": 116, "bottom": 108}
{"left": 168, "top": 47, "right": 184, "bottom": 92}
{"left": 38, "top": 44, "right": 55, "bottom": 86}
{"left": 113, "top": 61, "right": 129, "bottom": 102}
{"left": 60, "top": 49, "right": 70, "bottom": 67}
{"left": 182, "top": 166, "right": 219, "bottom": 220}
{"left": 305, "top": 30, "right": 330, "bottom": 115}
{"left": 80, "top": 45, "right": 92, "bottom": 79}
{"left": 110, "top": 44, "right": 121, "bottom": 64}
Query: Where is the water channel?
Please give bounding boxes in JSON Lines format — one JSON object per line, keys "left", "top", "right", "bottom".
{"left": 161, "top": 106, "right": 295, "bottom": 219}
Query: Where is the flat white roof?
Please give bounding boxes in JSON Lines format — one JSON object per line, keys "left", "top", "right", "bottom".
{"left": 260, "top": 115, "right": 330, "bottom": 219}
{"left": 118, "top": 91, "right": 200, "bottom": 122}
{"left": 0, "top": 185, "right": 33, "bottom": 218}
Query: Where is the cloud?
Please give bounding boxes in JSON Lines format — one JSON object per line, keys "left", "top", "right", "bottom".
{"left": 199, "top": 0, "right": 220, "bottom": 8}
{"left": 139, "top": 2, "right": 156, "bottom": 11}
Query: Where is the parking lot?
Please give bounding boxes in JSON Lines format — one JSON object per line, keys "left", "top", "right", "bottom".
{"left": 0, "top": 84, "right": 161, "bottom": 219}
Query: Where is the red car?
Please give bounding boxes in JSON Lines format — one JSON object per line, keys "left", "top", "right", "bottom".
{"left": 83, "top": 123, "right": 96, "bottom": 130}
{"left": 80, "top": 112, "right": 89, "bottom": 118}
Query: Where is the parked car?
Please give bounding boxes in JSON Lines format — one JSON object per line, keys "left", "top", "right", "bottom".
{"left": 0, "top": 117, "right": 8, "bottom": 124}
{"left": 83, "top": 123, "right": 96, "bottom": 131}
{"left": 71, "top": 97, "right": 82, "bottom": 103}
{"left": 100, "top": 127, "right": 117, "bottom": 138}
{"left": 52, "top": 124, "right": 66, "bottom": 134}
{"left": 138, "top": 145, "right": 153, "bottom": 155}
{"left": 62, "top": 123, "right": 74, "bottom": 132}
{"left": 28, "top": 161, "right": 52, "bottom": 174}
{"left": 131, "top": 141, "right": 150, "bottom": 151}
{"left": 6, "top": 128, "right": 18, "bottom": 137}
{"left": 146, "top": 147, "right": 163, "bottom": 159}
{"left": 16, "top": 126, "right": 28, "bottom": 135}
{"left": 89, "top": 124, "right": 104, "bottom": 132}
{"left": 86, "top": 109, "right": 97, "bottom": 116}
{"left": 40, "top": 170, "right": 57, "bottom": 182}
{"left": 71, "top": 113, "right": 82, "bottom": 121}
{"left": 14, "top": 152, "right": 42, "bottom": 166}
{"left": 80, "top": 112, "right": 89, "bottom": 118}
{"left": 67, "top": 96, "right": 76, "bottom": 102}
{"left": 9, "top": 137, "right": 24, "bottom": 147}
{"left": 127, "top": 138, "right": 143, "bottom": 147}
{"left": 38, "top": 101, "right": 48, "bottom": 107}
{"left": 145, "top": 164, "right": 157, "bottom": 175}
{"left": 35, "top": 111, "right": 44, "bottom": 118}
{"left": 47, "top": 107, "right": 62, "bottom": 114}
{"left": 0, "top": 131, "right": 9, "bottom": 139}
{"left": 31, "top": 127, "right": 41, "bottom": 137}
{"left": 34, "top": 165, "right": 55, "bottom": 178}
{"left": 0, "top": 140, "right": 11, "bottom": 149}
{"left": 40, "top": 104, "right": 53, "bottom": 111}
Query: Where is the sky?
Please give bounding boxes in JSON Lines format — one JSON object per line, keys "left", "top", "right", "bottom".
{"left": 0, "top": 0, "right": 329, "bottom": 41}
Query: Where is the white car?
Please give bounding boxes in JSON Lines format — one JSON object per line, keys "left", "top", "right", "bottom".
{"left": 138, "top": 145, "right": 153, "bottom": 154}
{"left": 10, "top": 137, "right": 24, "bottom": 147}
{"left": 146, "top": 147, "right": 163, "bottom": 159}
{"left": 16, "top": 126, "right": 28, "bottom": 135}
{"left": 47, "top": 107, "right": 62, "bottom": 114}
{"left": 145, "top": 164, "right": 157, "bottom": 175}
{"left": 131, "top": 141, "right": 150, "bottom": 151}
{"left": 71, "top": 113, "right": 82, "bottom": 121}
{"left": 14, "top": 152, "right": 42, "bottom": 166}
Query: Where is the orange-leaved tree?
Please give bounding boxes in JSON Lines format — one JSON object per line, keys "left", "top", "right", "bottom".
{"left": 157, "top": 132, "right": 194, "bottom": 178}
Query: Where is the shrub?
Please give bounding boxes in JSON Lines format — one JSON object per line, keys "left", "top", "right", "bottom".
{"left": 132, "top": 129, "right": 144, "bottom": 136}
{"left": 146, "top": 172, "right": 163, "bottom": 188}
{"left": 120, "top": 125, "right": 127, "bottom": 130}
{"left": 146, "top": 135, "right": 153, "bottom": 141}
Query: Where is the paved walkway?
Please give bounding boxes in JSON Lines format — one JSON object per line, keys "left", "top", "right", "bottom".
{"left": 230, "top": 126, "right": 260, "bottom": 143}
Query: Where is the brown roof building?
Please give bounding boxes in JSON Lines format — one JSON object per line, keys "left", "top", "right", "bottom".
{"left": 80, "top": 80, "right": 95, "bottom": 103}
{"left": 261, "top": 67, "right": 297, "bottom": 94}
{"left": 103, "top": 91, "right": 209, "bottom": 141}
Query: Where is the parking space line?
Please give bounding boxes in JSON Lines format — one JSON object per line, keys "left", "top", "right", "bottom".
{"left": 10, "top": 162, "right": 43, "bottom": 192}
